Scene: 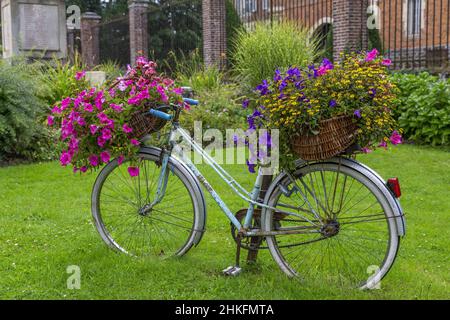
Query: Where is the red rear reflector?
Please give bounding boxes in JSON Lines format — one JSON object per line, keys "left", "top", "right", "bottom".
{"left": 387, "top": 178, "right": 401, "bottom": 198}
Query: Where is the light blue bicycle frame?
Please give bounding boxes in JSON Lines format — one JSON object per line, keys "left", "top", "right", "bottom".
{"left": 149, "top": 124, "right": 321, "bottom": 236}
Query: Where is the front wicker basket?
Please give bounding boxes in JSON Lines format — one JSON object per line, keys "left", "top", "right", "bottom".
{"left": 291, "top": 115, "right": 358, "bottom": 161}
{"left": 128, "top": 107, "right": 168, "bottom": 139}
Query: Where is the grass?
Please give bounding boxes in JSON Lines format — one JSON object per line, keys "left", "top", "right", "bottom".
{"left": 0, "top": 144, "right": 448, "bottom": 299}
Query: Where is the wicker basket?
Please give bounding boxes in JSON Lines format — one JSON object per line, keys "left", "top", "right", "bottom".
{"left": 128, "top": 106, "right": 168, "bottom": 138}
{"left": 291, "top": 115, "right": 357, "bottom": 161}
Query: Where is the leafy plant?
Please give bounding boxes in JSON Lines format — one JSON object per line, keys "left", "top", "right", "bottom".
{"left": 35, "top": 54, "right": 90, "bottom": 108}
{"left": 231, "top": 21, "right": 319, "bottom": 89}
{"left": 180, "top": 84, "right": 246, "bottom": 136}
{"left": 0, "top": 62, "right": 52, "bottom": 162}
{"left": 391, "top": 72, "right": 450, "bottom": 145}
{"left": 94, "top": 60, "right": 124, "bottom": 83}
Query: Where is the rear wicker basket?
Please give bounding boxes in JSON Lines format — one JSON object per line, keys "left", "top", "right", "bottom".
{"left": 291, "top": 115, "right": 357, "bottom": 161}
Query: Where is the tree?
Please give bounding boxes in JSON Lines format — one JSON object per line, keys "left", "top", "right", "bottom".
{"left": 147, "top": 0, "right": 202, "bottom": 62}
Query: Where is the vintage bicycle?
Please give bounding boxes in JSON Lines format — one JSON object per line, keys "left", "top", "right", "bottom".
{"left": 90, "top": 91, "right": 406, "bottom": 289}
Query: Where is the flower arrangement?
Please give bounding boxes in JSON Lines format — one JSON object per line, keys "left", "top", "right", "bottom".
{"left": 244, "top": 50, "right": 402, "bottom": 169}
{"left": 48, "top": 57, "right": 185, "bottom": 176}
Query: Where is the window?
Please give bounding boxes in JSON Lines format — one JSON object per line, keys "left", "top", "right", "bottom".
{"left": 245, "top": 0, "right": 257, "bottom": 14}
{"left": 407, "top": 0, "right": 422, "bottom": 36}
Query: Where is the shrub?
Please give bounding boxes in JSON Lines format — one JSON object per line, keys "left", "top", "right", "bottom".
{"left": 0, "top": 62, "right": 53, "bottom": 162}
{"left": 167, "top": 51, "right": 246, "bottom": 135}
{"left": 94, "top": 60, "right": 124, "bottom": 83}
{"left": 231, "top": 21, "right": 319, "bottom": 89}
{"left": 180, "top": 84, "right": 247, "bottom": 136}
{"left": 391, "top": 72, "right": 450, "bottom": 145}
{"left": 35, "top": 54, "right": 90, "bottom": 108}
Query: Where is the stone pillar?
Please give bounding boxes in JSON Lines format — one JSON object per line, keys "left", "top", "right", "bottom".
{"left": 128, "top": 0, "right": 150, "bottom": 64}
{"left": 202, "top": 0, "right": 227, "bottom": 69}
{"left": 332, "top": 0, "right": 369, "bottom": 61}
{"left": 80, "top": 12, "right": 101, "bottom": 68}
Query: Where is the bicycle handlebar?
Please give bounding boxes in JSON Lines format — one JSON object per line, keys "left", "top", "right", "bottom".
{"left": 148, "top": 109, "right": 173, "bottom": 121}
{"left": 183, "top": 98, "right": 199, "bottom": 105}
{"left": 148, "top": 97, "right": 199, "bottom": 121}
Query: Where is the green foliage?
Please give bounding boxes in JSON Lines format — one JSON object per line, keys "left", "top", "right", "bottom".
{"left": 148, "top": 0, "right": 202, "bottom": 62}
{"left": 231, "top": 21, "right": 319, "bottom": 89}
{"left": 94, "top": 60, "right": 124, "bottom": 83}
{"left": 225, "top": 0, "right": 243, "bottom": 59}
{"left": 167, "top": 51, "right": 246, "bottom": 134}
{"left": 35, "top": 55, "right": 89, "bottom": 108}
{"left": 368, "top": 28, "right": 383, "bottom": 53}
{"left": 168, "top": 50, "right": 223, "bottom": 91}
{"left": 101, "top": 0, "right": 129, "bottom": 21}
{"left": 180, "top": 84, "right": 247, "bottom": 135}
{"left": 391, "top": 72, "right": 450, "bottom": 145}
{"left": 0, "top": 62, "right": 53, "bottom": 162}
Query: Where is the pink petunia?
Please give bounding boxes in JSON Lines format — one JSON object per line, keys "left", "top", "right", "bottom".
{"left": 128, "top": 166, "right": 140, "bottom": 177}
{"left": 117, "top": 155, "right": 125, "bottom": 165}
{"left": 97, "top": 112, "right": 109, "bottom": 123}
{"left": 80, "top": 166, "right": 88, "bottom": 173}
{"left": 84, "top": 103, "right": 94, "bottom": 113}
{"left": 51, "top": 105, "right": 61, "bottom": 114}
{"left": 361, "top": 147, "right": 373, "bottom": 154}
{"left": 110, "top": 103, "right": 123, "bottom": 113}
{"left": 90, "top": 125, "right": 98, "bottom": 135}
{"left": 60, "top": 151, "right": 72, "bottom": 166}
{"left": 100, "top": 151, "right": 111, "bottom": 163}
{"left": 389, "top": 131, "right": 402, "bottom": 145}
{"left": 47, "top": 116, "right": 54, "bottom": 126}
{"left": 108, "top": 88, "right": 116, "bottom": 97}
{"left": 101, "top": 128, "right": 112, "bottom": 141}
{"left": 97, "top": 136, "right": 106, "bottom": 147}
{"left": 89, "top": 154, "right": 99, "bottom": 167}
{"left": 130, "top": 139, "right": 140, "bottom": 146}
{"left": 378, "top": 141, "right": 388, "bottom": 149}
{"left": 60, "top": 97, "right": 71, "bottom": 111}
{"left": 122, "top": 124, "right": 133, "bottom": 134}
{"left": 365, "top": 48, "right": 379, "bottom": 62}
{"left": 382, "top": 59, "right": 392, "bottom": 66}
{"left": 77, "top": 117, "right": 86, "bottom": 126}
{"left": 75, "top": 70, "right": 86, "bottom": 81}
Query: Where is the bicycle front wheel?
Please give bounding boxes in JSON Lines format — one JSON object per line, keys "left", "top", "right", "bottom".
{"left": 263, "top": 161, "right": 400, "bottom": 289}
{"left": 91, "top": 149, "right": 206, "bottom": 258}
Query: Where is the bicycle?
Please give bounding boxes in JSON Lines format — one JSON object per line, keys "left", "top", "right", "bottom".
{"left": 91, "top": 93, "right": 406, "bottom": 289}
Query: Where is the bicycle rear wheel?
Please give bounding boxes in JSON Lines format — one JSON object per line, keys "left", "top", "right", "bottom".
{"left": 263, "top": 160, "right": 400, "bottom": 289}
{"left": 91, "top": 149, "right": 206, "bottom": 257}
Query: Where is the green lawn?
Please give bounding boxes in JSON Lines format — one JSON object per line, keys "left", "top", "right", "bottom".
{"left": 0, "top": 144, "right": 448, "bottom": 299}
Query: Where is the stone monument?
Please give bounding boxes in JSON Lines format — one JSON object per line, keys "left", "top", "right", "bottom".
{"left": 1, "top": 0, "right": 67, "bottom": 59}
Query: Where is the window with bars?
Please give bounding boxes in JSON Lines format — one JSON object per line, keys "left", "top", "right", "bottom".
{"left": 407, "top": 0, "right": 422, "bottom": 36}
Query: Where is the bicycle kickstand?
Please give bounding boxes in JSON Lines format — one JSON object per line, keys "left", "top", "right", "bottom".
{"left": 222, "top": 233, "right": 243, "bottom": 276}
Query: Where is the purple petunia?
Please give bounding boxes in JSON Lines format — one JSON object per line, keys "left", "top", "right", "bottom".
{"left": 354, "top": 109, "right": 362, "bottom": 118}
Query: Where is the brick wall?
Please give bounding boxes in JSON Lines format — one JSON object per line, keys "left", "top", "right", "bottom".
{"left": 203, "top": 0, "right": 227, "bottom": 68}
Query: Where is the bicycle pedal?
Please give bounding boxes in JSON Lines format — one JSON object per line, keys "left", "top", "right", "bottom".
{"left": 222, "top": 266, "right": 242, "bottom": 276}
